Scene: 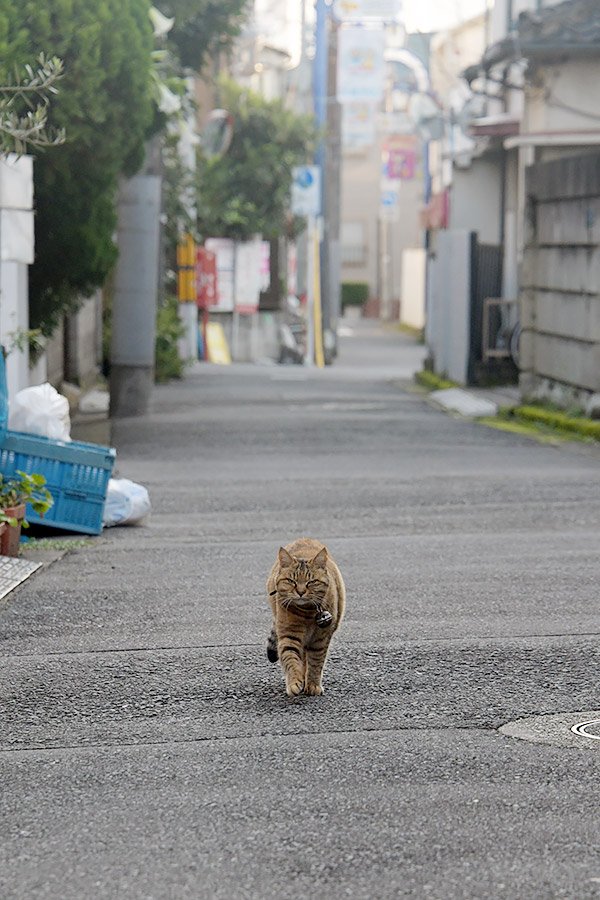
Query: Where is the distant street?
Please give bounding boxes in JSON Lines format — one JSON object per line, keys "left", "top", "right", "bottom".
{"left": 2, "top": 318, "right": 600, "bottom": 900}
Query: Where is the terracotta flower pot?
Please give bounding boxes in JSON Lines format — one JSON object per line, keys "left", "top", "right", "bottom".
{"left": 0, "top": 503, "right": 27, "bottom": 557}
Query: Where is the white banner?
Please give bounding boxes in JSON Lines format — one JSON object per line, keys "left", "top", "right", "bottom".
{"left": 342, "top": 101, "right": 378, "bottom": 147}
{"left": 337, "top": 26, "right": 385, "bottom": 103}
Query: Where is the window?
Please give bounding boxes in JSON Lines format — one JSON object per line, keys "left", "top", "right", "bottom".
{"left": 341, "top": 221, "right": 366, "bottom": 265}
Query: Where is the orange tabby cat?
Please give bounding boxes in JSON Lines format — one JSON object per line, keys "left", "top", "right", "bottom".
{"left": 266, "top": 538, "right": 345, "bottom": 696}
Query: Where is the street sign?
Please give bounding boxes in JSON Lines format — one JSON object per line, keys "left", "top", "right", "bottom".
{"left": 380, "top": 182, "right": 400, "bottom": 222}
{"left": 291, "top": 165, "right": 321, "bottom": 217}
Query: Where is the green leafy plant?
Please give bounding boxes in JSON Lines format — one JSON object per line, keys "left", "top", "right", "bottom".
{"left": 195, "top": 78, "right": 318, "bottom": 242}
{"left": 159, "top": 0, "right": 250, "bottom": 73}
{"left": 0, "top": 0, "right": 156, "bottom": 337}
{"left": 0, "top": 469, "right": 53, "bottom": 526}
{"left": 0, "top": 52, "right": 65, "bottom": 156}
{"left": 1, "top": 326, "right": 45, "bottom": 362}
{"left": 341, "top": 282, "right": 369, "bottom": 309}
{"left": 155, "top": 295, "right": 186, "bottom": 382}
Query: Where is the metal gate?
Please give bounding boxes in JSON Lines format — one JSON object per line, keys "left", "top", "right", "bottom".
{"left": 469, "top": 237, "right": 507, "bottom": 383}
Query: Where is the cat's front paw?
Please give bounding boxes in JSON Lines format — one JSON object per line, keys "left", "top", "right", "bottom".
{"left": 286, "top": 677, "right": 304, "bottom": 696}
{"left": 304, "top": 683, "right": 323, "bottom": 696}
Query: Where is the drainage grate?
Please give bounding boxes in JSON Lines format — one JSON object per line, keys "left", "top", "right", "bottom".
{"left": 0, "top": 555, "right": 42, "bottom": 601}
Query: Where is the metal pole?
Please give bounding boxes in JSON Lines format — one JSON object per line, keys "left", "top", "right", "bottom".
{"left": 305, "top": 214, "right": 316, "bottom": 365}
{"left": 314, "top": 0, "right": 327, "bottom": 161}
{"left": 313, "top": 0, "right": 327, "bottom": 355}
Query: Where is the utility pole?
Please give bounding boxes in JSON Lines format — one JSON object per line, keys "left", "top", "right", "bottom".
{"left": 110, "top": 138, "right": 162, "bottom": 418}
{"left": 313, "top": 0, "right": 341, "bottom": 362}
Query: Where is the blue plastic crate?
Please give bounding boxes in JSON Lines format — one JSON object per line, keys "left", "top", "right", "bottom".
{"left": 0, "top": 430, "right": 116, "bottom": 535}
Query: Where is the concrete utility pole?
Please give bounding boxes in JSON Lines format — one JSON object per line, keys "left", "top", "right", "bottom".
{"left": 110, "top": 139, "right": 162, "bottom": 418}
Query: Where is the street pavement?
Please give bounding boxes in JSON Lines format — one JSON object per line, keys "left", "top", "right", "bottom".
{"left": 2, "top": 318, "right": 600, "bottom": 900}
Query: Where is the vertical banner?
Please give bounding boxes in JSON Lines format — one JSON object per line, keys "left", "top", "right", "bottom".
{"left": 177, "top": 233, "right": 196, "bottom": 302}
{"left": 382, "top": 134, "right": 417, "bottom": 180}
{"left": 205, "top": 238, "right": 235, "bottom": 312}
{"left": 195, "top": 247, "right": 217, "bottom": 308}
{"left": 336, "top": 26, "right": 385, "bottom": 103}
{"left": 342, "top": 101, "right": 378, "bottom": 148}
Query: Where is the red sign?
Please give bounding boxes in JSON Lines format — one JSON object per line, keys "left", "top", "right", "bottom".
{"left": 196, "top": 247, "right": 218, "bottom": 309}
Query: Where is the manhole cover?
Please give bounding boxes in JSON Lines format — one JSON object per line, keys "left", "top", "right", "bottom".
{"left": 0, "top": 555, "right": 42, "bottom": 601}
{"left": 571, "top": 719, "right": 600, "bottom": 740}
{"left": 500, "top": 711, "right": 600, "bottom": 750}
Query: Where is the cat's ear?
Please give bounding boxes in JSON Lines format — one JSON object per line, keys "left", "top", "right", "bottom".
{"left": 310, "top": 547, "right": 328, "bottom": 568}
{"left": 278, "top": 547, "right": 294, "bottom": 568}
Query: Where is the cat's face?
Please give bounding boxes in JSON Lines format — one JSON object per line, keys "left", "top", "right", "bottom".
{"left": 276, "top": 548, "right": 329, "bottom": 609}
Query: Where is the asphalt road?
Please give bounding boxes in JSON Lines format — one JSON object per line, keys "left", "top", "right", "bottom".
{"left": 2, "top": 319, "right": 600, "bottom": 900}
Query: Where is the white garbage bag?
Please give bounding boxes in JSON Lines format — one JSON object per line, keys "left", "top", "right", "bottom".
{"left": 9, "top": 382, "right": 72, "bottom": 442}
{"left": 103, "top": 478, "right": 151, "bottom": 527}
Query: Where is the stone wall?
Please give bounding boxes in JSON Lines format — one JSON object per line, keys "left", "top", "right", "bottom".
{"left": 520, "top": 153, "right": 600, "bottom": 406}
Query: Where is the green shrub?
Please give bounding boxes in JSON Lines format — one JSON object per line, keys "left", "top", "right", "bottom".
{"left": 341, "top": 282, "right": 369, "bottom": 308}
{"left": 155, "top": 296, "right": 186, "bottom": 383}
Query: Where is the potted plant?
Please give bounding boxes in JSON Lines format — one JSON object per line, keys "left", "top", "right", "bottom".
{"left": 0, "top": 470, "right": 53, "bottom": 557}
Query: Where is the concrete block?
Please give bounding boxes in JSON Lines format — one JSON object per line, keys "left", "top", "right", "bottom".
{"left": 527, "top": 152, "right": 600, "bottom": 202}
{"left": 534, "top": 333, "right": 599, "bottom": 392}
{"left": 536, "top": 197, "right": 600, "bottom": 247}
{"left": 429, "top": 388, "right": 498, "bottom": 418}
{"left": 585, "top": 393, "right": 600, "bottom": 419}
{"left": 529, "top": 246, "right": 600, "bottom": 295}
{"left": 535, "top": 291, "right": 600, "bottom": 343}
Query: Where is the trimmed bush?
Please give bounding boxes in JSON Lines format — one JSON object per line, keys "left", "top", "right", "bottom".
{"left": 341, "top": 282, "right": 369, "bottom": 309}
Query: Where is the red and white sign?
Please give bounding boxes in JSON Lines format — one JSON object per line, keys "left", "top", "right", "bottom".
{"left": 196, "top": 247, "right": 218, "bottom": 309}
{"left": 205, "top": 238, "right": 235, "bottom": 312}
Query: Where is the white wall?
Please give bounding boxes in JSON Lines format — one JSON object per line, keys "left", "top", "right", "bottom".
{"left": 451, "top": 157, "right": 502, "bottom": 245}
{"left": 0, "top": 154, "right": 34, "bottom": 400}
